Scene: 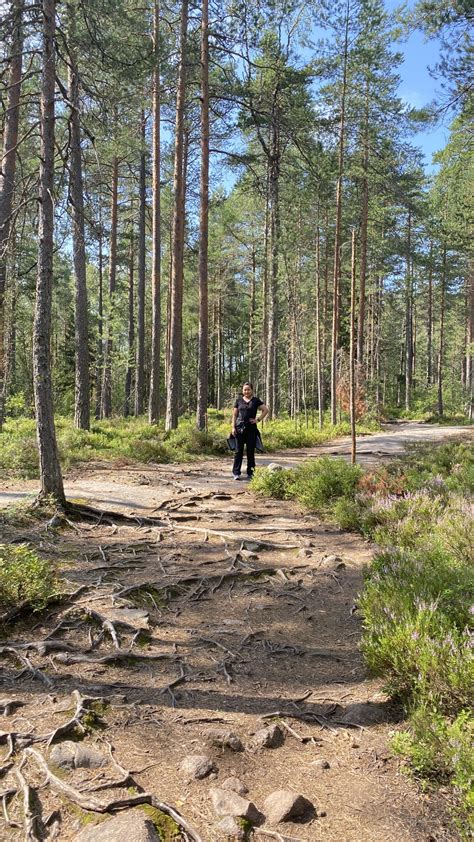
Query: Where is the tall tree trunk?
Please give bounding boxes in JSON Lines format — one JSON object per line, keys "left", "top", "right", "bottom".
{"left": 124, "top": 232, "right": 134, "bottom": 416}
{"left": 135, "top": 116, "right": 146, "bottom": 416}
{"left": 216, "top": 291, "right": 222, "bottom": 409}
{"left": 330, "top": 0, "right": 349, "bottom": 425}
{"left": 0, "top": 0, "right": 24, "bottom": 430}
{"left": 357, "top": 79, "right": 369, "bottom": 367}
{"left": 68, "top": 2, "right": 90, "bottom": 430}
{"left": 149, "top": 0, "right": 161, "bottom": 423}
{"left": 426, "top": 241, "right": 433, "bottom": 386}
{"left": 261, "top": 166, "right": 270, "bottom": 396}
{"left": 350, "top": 229, "right": 357, "bottom": 464}
{"left": 405, "top": 210, "right": 413, "bottom": 412}
{"left": 467, "top": 262, "right": 474, "bottom": 421}
{"left": 437, "top": 246, "right": 446, "bottom": 417}
{"left": 94, "top": 212, "right": 104, "bottom": 419}
{"left": 101, "top": 155, "right": 119, "bottom": 418}
{"left": 165, "top": 0, "right": 188, "bottom": 431}
{"left": 266, "top": 119, "right": 280, "bottom": 418}
{"left": 315, "top": 223, "right": 323, "bottom": 429}
{"left": 248, "top": 246, "right": 256, "bottom": 382}
{"left": 196, "top": 0, "right": 209, "bottom": 431}
{"left": 33, "top": 0, "right": 65, "bottom": 504}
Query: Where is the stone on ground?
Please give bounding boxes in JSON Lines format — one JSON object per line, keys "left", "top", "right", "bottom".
{"left": 206, "top": 728, "right": 244, "bottom": 752}
{"left": 310, "top": 758, "right": 330, "bottom": 770}
{"left": 50, "top": 741, "right": 108, "bottom": 770}
{"left": 210, "top": 788, "right": 261, "bottom": 823}
{"left": 180, "top": 754, "right": 215, "bottom": 780}
{"left": 222, "top": 776, "right": 249, "bottom": 795}
{"left": 252, "top": 724, "right": 284, "bottom": 749}
{"left": 74, "top": 810, "right": 160, "bottom": 841}
{"left": 263, "top": 790, "right": 314, "bottom": 824}
{"left": 216, "top": 815, "right": 247, "bottom": 840}
{"left": 340, "top": 701, "right": 387, "bottom": 726}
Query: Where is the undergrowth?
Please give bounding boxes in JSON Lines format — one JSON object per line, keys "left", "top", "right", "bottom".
{"left": 0, "top": 543, "right": 58, "bottom": 613}
{"left": 0, "top": 411, "right": 379, "bottom": 478}
{"left": 251, "top": 438, "right": 474, "bottom": 834}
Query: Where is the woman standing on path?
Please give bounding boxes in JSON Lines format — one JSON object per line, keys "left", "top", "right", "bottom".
{"left": 231, "top": 382, "right": 269, "bottom": 479}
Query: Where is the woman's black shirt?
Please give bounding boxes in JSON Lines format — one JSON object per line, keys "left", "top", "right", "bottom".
{"left": 234, "top": 396, "right": 263, "bottom": 427}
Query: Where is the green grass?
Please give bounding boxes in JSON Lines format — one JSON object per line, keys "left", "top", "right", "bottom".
{"left": 0, "top": 543, "right": 59, "bottom": 614}
{"left": 251, "top": 439, "right": 474, "bottom": 833}
{"left": 0, "top": 411, "right": 379, "bottom": 479}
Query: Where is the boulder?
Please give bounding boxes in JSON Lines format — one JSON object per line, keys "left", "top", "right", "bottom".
{"left": 210, "top": 788, "right": 261, "bottom": 823}
{"left": 206, "top": 728, "right": 244, "bottom": 752}
{"left": 75, "top": 810, "right": 160, "bottom": 841}
{"left": 221, "top": 776, "right": 248, "bottom": 796}
{"left": 216, "top": 816, "right": 247, "bottom": 840}
{"left": 180, "top": 754, "right": 215, "bottom": 780}
{"left": 251, "top": 724, "right": 284, "bottom": 749}
{"left": 263, "top": 790, "right": 314, "bottom": 825}
{"left": 50, "top": 741, "right": 108, "bottom": 770}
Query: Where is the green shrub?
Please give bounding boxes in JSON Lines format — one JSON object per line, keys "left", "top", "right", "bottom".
{"left": 251, "top": 467, "right": 291, "bottom": 499}
{"left": 287, "top": 457, "right": 362, "bottom": 512}
{"left": 0, "top": 544, "right": 58, "bottom": 611}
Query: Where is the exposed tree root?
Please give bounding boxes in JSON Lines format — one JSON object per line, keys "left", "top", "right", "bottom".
{"left": 15, "top": 763, "right": 42, "bottom": 841}
{"left": 23, "top": 747, "right": 203, "bottom": 841}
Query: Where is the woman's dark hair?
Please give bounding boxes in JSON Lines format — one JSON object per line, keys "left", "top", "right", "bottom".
{"left": 242, "top": 381, "right": 253, "bottom": 390}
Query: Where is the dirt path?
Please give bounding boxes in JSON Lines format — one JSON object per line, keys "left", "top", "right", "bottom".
{"left": 0, "top": 423, "right": 469, "bottom": 840}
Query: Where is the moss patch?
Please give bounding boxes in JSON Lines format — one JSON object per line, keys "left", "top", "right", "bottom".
{"left": 139, "top": 804, "right": 181, "bottom": 840}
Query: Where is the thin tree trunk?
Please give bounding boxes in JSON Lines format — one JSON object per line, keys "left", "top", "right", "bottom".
{"left": 196, "top": 0, "right": 209, "bottom": 431}
{"left": 68, "top": 2, "right": 90, "bottom": 430}
{"left": 349, "top": 229, "right": 357, "bottom": 464}
{"left": 266, "top": 119, "right": 280, "bottom": 418}
{"left": 0, "top": 0, "right": 24, "bottom": 430}
{"left": 405, "top": 210, "right": 413, "bottom": 412}
{"left": 467, "top": 262, "right": 474, "bottom": 420}
{"left": 94, "top": 211, "right": 104, "bottom": 419}
{"left": 124, "top": 232, "right": 134, "bottom": 417}
{"left": 149, "top": 2, "right": 161, "bottom": 423}
{"left": 357, "top": 79, "right": 369, "bottom": 367}
{"left": 135, "top": 116, "right": 146, "bottom": 416}
{"left": 315, "top": 223, "right": 323, "bottom": 429}
{"left": 437, "top": 246, "right": 446, "bottom": 417}
{"left": 216, "top": 291, "right": 222, "bottom": 409}
{"left": 249, "top": 247, "right": 256, "bottom": 383}
{"left": 426, "top": 241, "right": 433, "bottom": 386}
{"left": 165, "top": 0, "right": 188, "bottom": 430}
{"left": 101, "top": 154, "right": 119, "bottom": 418}
{"left": 33, "top": 0, "right": 65, "bottom": 504}
{"left": 330, "top": 0, "right": 349, "bottom": 425}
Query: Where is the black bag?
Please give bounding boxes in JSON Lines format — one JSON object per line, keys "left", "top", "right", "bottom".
{"left": 227, "top": 431, "right": 264, "bottom": 453}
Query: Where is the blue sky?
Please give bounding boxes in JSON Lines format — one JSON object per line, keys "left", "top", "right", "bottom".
{"left": 386, "top": 1, "right": 450, "bottom": 172}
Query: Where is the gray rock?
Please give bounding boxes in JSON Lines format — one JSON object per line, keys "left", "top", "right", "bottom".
{"left": 267, "top": 463, "right": 283, "bottom": 472}
{"left": 252, "top": 724, "right": 284, "bottom": 749}
{"left": 207, "top": 728, "right": 244, "bottom": 752}
{"left": 263, "top": 790, "right": 314, "bottom": 825}
{"left": 210, "top": 788, "right": 261, "bottom": 823}
{"left": 180, "top": 754, "right": 215, "bottom": 780}
{"left": 310, "top": 758, "right": 330, "bottom": 771}
{"left": 216, "top": 816, "right": 247, "bottom": 840}
{"left": 50, "top": 741, "right": 108, "bottom": 770}
{"left": 319, "top": 554, "right": 343, "bottom": 567}
{"left": 222, "top": 776, "right": 249, "bottom": 796}
{"left": 339, "top": 702, "right": 386, "bottom": 726}
{"left": 75, "top": 810, "right": 160, "bottom": 841}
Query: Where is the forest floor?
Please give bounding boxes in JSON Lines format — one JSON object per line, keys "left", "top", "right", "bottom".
{"left": 0, "top": 422, "right": 470, "bottom": 841}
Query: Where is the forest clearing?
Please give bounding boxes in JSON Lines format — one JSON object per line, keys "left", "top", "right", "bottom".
{"left": 1, "top": 0, "right": 473, "bottom": 838}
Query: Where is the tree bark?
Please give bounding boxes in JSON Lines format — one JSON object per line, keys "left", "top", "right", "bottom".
{"left": 68, "top": 2, "right": 90, "bottom": 430}
{"left": 101, "top": 154, "right": 119, "bottom": 418}
{"left": 426, "top": 241, "right": 433, "bottom": 387}
{"left": 315, "top": 223, "right": 323, "bottom": 429}
{"left": 94, "top": 211, "right": 104, "bottom": 419}
{"left": 0, "top": 0, "right": 24, "bottom": 430}
{"left": 357, "top": 79, "right": 369, "bottom": 367}
{"left": 149, "top": 0, "right": 161, "bottom": 424}
{"left": 349, "top": 229, "right": 357, "bottom": 464}
{"left": 437, "top": 246, "right": 446, "bottom": 417}
{"left": 467, "top": 261, "right": 474, "bottom": 420}
{"left": 135, "top": 116, "right": 146, "bottom": 416}
{"left": 330, "top": 0, "right": 349, "bottom": 425}
{"left": 124, "top": 232, "right": 134, "bottom": 417}
{"left": 33, "top": 0, "right": 65, "bottom": 504}
{"left": 196, "top": 0, "right": 209, "bottom": 431}
{"left": 266, "top": 119, "right": 280, "bottom": 418}
{"left": 165, "top": 0, "right": 188, "bottom": 430}
{"left": 405, "top": 210, "right": 413, "bottom": 412}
